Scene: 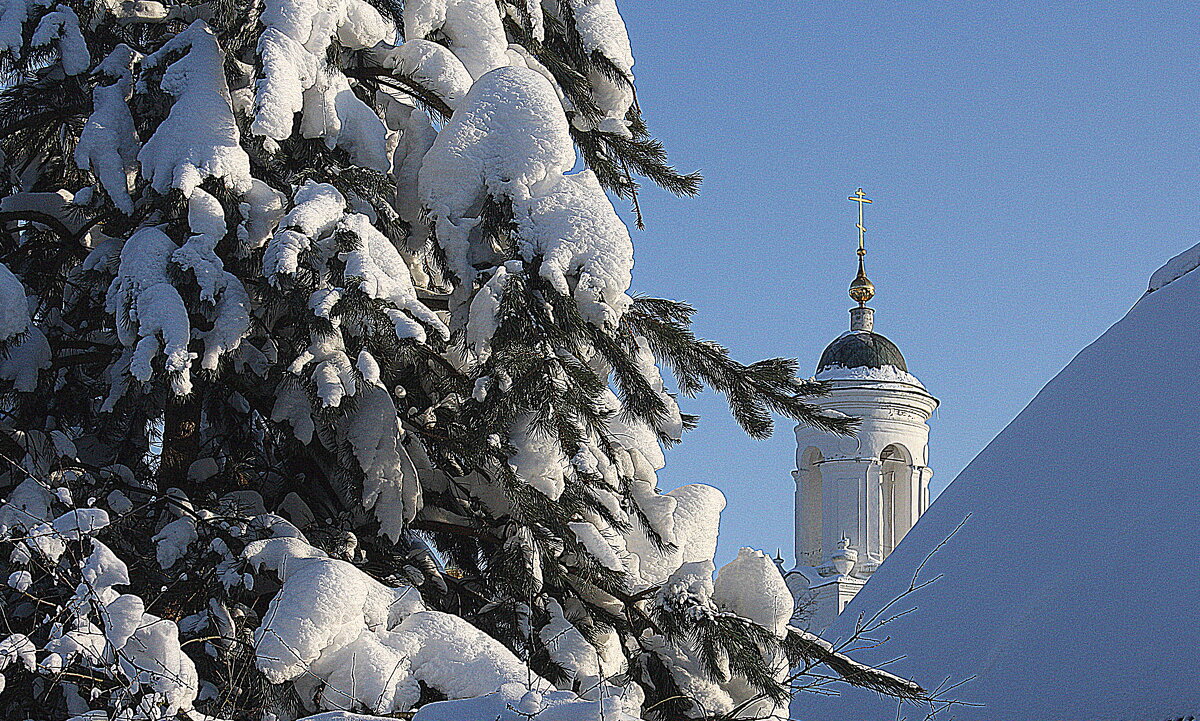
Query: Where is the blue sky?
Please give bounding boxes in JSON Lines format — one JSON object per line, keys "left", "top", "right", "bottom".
{"left": 613, "top": 2, "right": 1200, "bottom": 563}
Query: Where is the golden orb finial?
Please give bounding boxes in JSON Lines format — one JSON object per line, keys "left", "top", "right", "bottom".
{"left": 847, "top": 188, "right": 874, "bottom": 306}
{"left": 849, "top": 256, "right": 875, "bottom": 304}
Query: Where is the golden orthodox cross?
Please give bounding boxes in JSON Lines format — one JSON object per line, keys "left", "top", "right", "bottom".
{"left": 848, "top": 188, "right": 872, "bottom": 257}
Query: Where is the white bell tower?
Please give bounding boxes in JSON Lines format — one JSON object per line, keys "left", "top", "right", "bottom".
{"left": 786, "top": 190, "right": 938, "bottom": 631}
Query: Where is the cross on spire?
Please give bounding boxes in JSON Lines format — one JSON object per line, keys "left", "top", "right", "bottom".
{"left": 847, "top": 188, "right": 876, "bottom": 308}
{"left": 848, "top": 188, "right": 872, "bottom": 257}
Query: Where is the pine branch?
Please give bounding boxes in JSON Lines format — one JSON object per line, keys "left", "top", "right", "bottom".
{"left": 622, "top": 296, "right": 856, "bottom": 438}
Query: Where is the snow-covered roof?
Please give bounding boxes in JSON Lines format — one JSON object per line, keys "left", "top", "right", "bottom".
{"left": 1148, "top": 239, "right": 1200, "bottom": 293}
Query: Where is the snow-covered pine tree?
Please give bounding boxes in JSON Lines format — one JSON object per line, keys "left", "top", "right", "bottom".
{"left": 0, "top": 1, "right": 923, "bottom": 719}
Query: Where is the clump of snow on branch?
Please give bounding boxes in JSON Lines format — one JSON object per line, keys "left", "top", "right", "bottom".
{"left": 551, "top": 0, "right": 635, "bottom": 136}
{"left": 76, "top": 46, "right": 141, "bottom": 214}
{"left": 252, "top": 0, "right": 393, "bottom": 167}
{"left": 0, "top": 486, "right": 200, "bottom": 719}
{"left": 632, "top": 335, "right": 684, "bottom": 439}
{"left": 507, "top": 412, "right": 570, "bottom": 499}
{"left": 138, "top": 20, "right": 252, "bottom": 196}
{"left": 389, "top": 104, "right": 440, "bottom": 255}
{"left": 0, "top": 0, "right": 33, "bottom": 56}
{"left": 0, "top": 324, "right": 51, "bottom": 391}
{"left": 419, "top": 66, "right": 575, "bottom": 283}
{"left": 517, "top": 168, "right": 634, "bottom": 326}
{"left": 31, "top": 5, "right": 89, "bottom": 74}
{"left": 246, "top": 536, "right": 554, "bottom": 715}
{"left": 340, "top": 211, "right": 449, "bottom": 342}
{"left": 237, "top": 179, "right": 288, "bottom": 255}
{"left": 264, "top": 181, "right": 347, "bottom": 280}
{"left": 403, "top": 0, "right": 509, "bottom": 79}
{"left": 174, "top": 189, "right": 252, "bottom": 369}
{"left": 266, "top": 180, "right": 447, "bottom": 426}
{"left": 372, "top": 39, "right": 473, "bottom": 110}
{"left": 714, "top": 547, "right": 794, "bottom": 637}
{"left": 341, "top": 385, "right": 423, "bottom": 540}
{"left": 627, "top": 483, "right": 725, "bottom": 586}
{"left": 0, "top": 261, "right": 30, "bottom": 341}
{"left": 106, "top": 227, "right": 193, "bottom": 394}
{"left": 420, "top": 66, "right": 633, "bottom": 327}
{"left": 411, "top": 680, "right": 642, "bottom": 721}
{"left": 648, "top": 556, "right": 795, "bottom": 720}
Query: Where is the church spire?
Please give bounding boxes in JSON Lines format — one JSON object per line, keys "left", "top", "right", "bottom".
{"left": 847, "top": 188, "right": 875, "bottom": 331}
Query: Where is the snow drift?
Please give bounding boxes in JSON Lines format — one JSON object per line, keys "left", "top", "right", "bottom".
{"left": 794, "top": 250, "right": 1200, "bottom": 719}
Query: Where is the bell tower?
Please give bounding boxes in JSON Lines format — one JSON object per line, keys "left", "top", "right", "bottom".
{"left": 787, "top": 190, "right": 938, "bottom": 631}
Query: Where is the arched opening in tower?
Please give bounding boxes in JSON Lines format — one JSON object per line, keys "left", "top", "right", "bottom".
{"left": 880, "top": 444, "right": 914, "bottom": 557}
{"left": 798, "top": 447, "right": 824, "bottom": 566}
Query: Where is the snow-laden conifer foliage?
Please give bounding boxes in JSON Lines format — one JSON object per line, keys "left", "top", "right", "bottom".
{"left": 0, "top": 0, "right": 921, "bottom": 718}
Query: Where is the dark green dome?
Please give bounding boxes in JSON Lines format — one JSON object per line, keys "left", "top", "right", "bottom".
{"left": 817, "top": 331, "right": 907, "bottom": 373}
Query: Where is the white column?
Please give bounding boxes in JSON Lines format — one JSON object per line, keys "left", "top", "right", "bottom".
{"left": 792, "top": 469, "right": 804, "bottom": 565}
{"left": 865, "top": 461, "right": 883, "bottom": 565}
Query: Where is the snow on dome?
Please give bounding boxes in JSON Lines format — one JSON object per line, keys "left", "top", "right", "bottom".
{"left": 138, "top": 21, "right": 252, "bottom": 197}
{"left": 795, "top": 256, "right": 1200, "bottom": 720}
{"left": 814, "top": 363, "right": 922, "bottom": 386}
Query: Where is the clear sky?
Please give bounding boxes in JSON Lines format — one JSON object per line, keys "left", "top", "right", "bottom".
{"left": 613, "top": 2, "right": 1200, "bottom": 564}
